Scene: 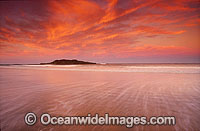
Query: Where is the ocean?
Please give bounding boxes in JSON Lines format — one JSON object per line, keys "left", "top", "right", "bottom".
{"left": 0, "top": 64, "right": 200, "bottom": 131}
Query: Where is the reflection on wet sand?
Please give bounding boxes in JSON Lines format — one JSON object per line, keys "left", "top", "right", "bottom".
{"left": 0, "top": 65, "right": 200, "bottom": 131}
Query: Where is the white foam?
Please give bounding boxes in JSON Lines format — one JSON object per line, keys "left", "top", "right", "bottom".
{"left": 1, "top": 65, "right": 200, "bottom": 73}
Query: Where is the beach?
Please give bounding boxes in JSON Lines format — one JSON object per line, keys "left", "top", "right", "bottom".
{"left": 0, "top": 64, "right": 200, "bottom": 131}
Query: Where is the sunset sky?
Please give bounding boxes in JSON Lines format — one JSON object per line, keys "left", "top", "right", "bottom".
{"left": 0, "top": 0, "right": 200, "bottom": 64}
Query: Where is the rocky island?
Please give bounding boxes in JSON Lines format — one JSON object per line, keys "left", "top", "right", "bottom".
{"left": 40, "top": 59, "right": 96, "bottom": 65}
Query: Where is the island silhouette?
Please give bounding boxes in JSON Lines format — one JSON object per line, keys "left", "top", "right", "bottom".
{"left": 40, "top": 59, "right": 96, "bottom": 65}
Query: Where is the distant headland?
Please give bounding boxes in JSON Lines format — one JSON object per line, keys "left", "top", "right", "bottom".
{"left": 40, "top": 59, "right": 96, "bottom": 65}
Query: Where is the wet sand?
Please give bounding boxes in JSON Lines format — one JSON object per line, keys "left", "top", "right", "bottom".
{"left": 0, "top": 65, "right": 200, "bottom": 131}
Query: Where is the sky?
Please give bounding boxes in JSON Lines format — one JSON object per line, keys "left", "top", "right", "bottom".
{"left": 0, "top": 0, "right": 200, "bottom": 64}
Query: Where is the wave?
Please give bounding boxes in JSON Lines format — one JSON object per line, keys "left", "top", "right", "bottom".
{"left": 1, "top": 64, "right": 200, "bottom": 73}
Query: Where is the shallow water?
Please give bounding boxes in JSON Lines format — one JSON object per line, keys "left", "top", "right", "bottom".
{"left": 0, "top": 65, "right": 200, "bottom": 131}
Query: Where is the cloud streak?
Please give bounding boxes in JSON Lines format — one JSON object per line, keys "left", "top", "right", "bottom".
{"left": 0, "top": 0, "right": 199, "bottom": 63}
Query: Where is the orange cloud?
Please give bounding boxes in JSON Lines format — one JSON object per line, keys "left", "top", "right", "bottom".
{"left": 0, "top": 0, "right": 199, "bottom": 63}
